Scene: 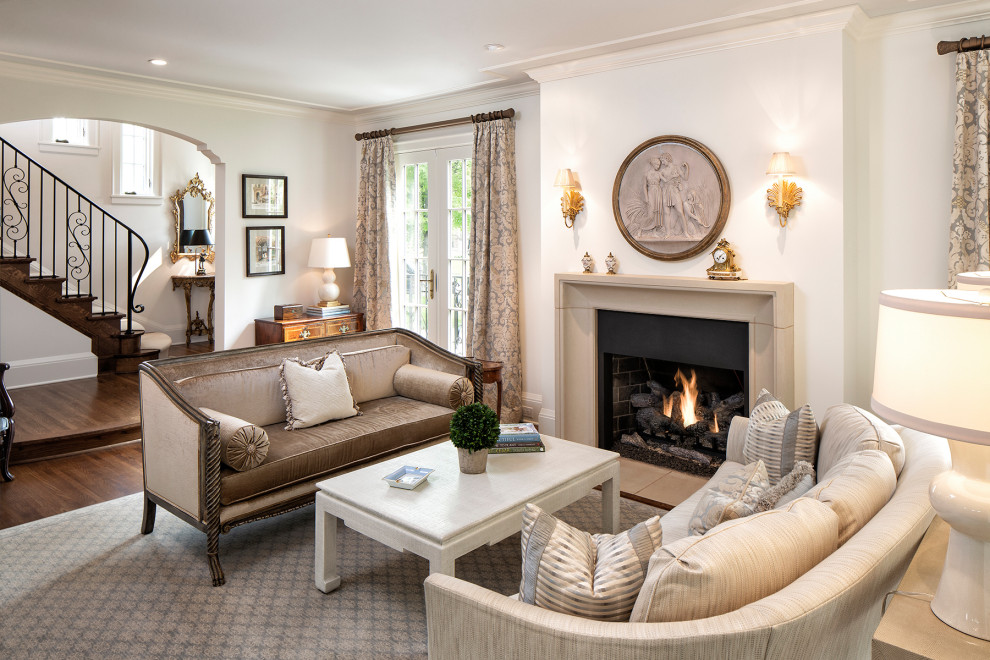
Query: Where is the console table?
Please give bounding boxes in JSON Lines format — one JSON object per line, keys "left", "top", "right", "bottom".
{"left": 171, "top": 275, "right": 215, "bottom": 346}
{"left": 255, "top": 312, "right": 364, "bottom": 345}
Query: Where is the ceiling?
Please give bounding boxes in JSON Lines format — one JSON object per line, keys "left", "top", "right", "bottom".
{"left": 0, "top": 0, "right": 964, "bottom": 112}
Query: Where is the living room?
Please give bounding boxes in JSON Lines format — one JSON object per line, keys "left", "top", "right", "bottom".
{"left": 1, "top": 1, "right": 989, "bottom": 658}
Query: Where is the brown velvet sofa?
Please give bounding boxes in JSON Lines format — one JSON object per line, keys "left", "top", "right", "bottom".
{"left": 138, "top": 328, "right": 480, "bottom": 586}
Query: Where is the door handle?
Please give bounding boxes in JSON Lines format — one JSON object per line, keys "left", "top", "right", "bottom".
{"left": 419, "top": 269, "right": 437, "bottom": 300}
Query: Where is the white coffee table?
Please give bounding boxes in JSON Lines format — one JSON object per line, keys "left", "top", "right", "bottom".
{"left": 314, "top": 435, "right": 620, "bottom": 593}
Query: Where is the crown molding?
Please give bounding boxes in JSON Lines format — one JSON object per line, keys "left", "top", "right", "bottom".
{"left": 349, "top": 80, "right": 539, "bottom": 128}
{"left": 525, "top": 7, "right": 862, "bottom": 84}
{"left": 0, "top": 53, "right": 349, "bottom": 122}
{"left": 858, "top": 0, "right": 990, "bottom": 39}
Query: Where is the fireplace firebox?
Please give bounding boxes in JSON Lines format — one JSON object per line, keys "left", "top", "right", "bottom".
{"left": 598, "top": 310, "right": 749, "bottom": 476}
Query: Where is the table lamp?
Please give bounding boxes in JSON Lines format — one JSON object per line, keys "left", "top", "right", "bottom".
{"left": 308, "top": 235, "right": 351, "bottom": 307}
{"left": 188, "top": 229, "right": 214, "bottom": 276}
{"left": 872, "top": 288, "right": 990, "bottom": 640}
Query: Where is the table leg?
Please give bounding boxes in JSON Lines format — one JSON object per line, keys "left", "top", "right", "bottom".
{"left": 182, "top": 284, "right": 193, "bottom": 346}
{"left": 601, "top": 474, "right": 620, "bottom": 534}
{"left": 495, "top": 380, "right": 503, "bottom": 421}
{"left": 206, "top": 283, "right": 215, "bottom": 344}
{"left": 429, "top": 552, "right": 456, "bottom": 577}
{"left": 315, "top": 498, "right": 342, "bottom": 593}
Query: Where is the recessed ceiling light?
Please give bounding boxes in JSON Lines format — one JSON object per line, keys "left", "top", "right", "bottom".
{"left": 148, "top": 58, "right": 168, "bottom": 66}
{"left": 484, "top": 44, "right": 504, "bottom": 53}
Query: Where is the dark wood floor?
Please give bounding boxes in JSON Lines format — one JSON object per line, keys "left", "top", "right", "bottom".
{"left": 0, "top": 341, "right": 212, "bottom": 529}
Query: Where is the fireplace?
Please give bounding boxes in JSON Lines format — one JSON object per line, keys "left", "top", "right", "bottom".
{"left": 554, "top": 273, "right": 794, "bottom": 455}
{"left": 598, "top": 310, "right": 748, "bottom": 475}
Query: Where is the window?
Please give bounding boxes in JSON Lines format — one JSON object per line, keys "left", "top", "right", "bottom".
{"left": 38, "top": 118, "right": 100, "bottom": 156}
{"left": 112, "top": 123, "right": 162, "bottom": 204}
{"left": 393, "top": 143, "right": 472, "bottom": 356}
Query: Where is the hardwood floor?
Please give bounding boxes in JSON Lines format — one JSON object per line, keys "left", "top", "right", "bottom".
{"left": 0, "top": 442, "right": 143, "bottom": 530}
{"left": 0, "top": 341, "right": 212, "bottom": 529}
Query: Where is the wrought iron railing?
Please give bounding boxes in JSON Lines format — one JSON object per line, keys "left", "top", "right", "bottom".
{"left": 0, "top": 136, "right": 149, "bottom": 333}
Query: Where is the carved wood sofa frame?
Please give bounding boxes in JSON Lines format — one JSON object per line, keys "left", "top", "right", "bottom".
{"left": 137, "top": 328, "right": 482, "bottom": 586}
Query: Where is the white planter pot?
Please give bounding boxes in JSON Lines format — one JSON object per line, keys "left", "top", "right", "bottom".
{"left": 457, "top": 447, "right": 488, "bottom": 474}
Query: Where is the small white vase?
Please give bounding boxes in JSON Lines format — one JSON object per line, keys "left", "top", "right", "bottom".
{"left": 457, "top": 447, "right": 488, "bottom": 474}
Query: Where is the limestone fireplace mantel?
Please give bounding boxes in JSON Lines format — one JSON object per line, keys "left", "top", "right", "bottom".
{"left": 555, "top": 273, "right": 794, "bottom": 448}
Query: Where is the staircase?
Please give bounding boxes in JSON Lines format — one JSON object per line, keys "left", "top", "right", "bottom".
{"left": 0, "top": 136, "right": 154, "bottom": 374}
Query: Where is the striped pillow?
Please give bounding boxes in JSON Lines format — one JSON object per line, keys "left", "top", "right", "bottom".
{"left": 743, "top": 389, "right": 819, "bottom": 484}
{"left": 519, "top": 503, "right": 662, "bottom": 621}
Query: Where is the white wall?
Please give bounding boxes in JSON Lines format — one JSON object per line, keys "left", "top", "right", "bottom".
{"left": 534, "top": 28, "right": 848, "bottom": 426}
{"left": 0, "top": 62, "right": 357, "bottom": 373}
{"left": 354, "top": 88, "right": 543, "bottom": 418}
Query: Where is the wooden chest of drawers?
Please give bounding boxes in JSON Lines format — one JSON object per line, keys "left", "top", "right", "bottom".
{"left": 254, "top": 313, "right": 365, "bottom": 345}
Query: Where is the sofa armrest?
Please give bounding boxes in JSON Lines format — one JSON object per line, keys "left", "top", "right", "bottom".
{"left": 726, "top": 416, "right": 748, "bottom": 464}
{"left": 393, "top": 364, "right": 474, "bottom": 409}
{"left": 139, "top": 369, "right": 214, "bottom": 524}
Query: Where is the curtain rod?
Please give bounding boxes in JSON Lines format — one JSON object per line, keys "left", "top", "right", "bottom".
{"left": 937, "top": 35, "right": 990, "bottom": 55}
{"left": 354, "top": 108, "right": 515, "bottom": 141}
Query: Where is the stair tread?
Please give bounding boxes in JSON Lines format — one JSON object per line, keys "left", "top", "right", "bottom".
{"left": 116, "top": 348, "right": 159, "bottom": 358}
{"left": 55, "top": 295, "right": 97, "bottom": 304}
{"left": 89, "top": 313, "right": 126, "bottom": 322}
{"left": 0, "top": 256, "right": 35, "bottom": 264}
{"left": 25, "top": 275, "right": 66, "bottom": 283}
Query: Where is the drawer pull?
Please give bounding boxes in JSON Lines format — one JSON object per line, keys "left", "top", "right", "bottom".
{"left": 300, "top": 328, "right": 311, "bottom": 339}
{"left": 339, "top": 324, "right": 349, "bottom": 333}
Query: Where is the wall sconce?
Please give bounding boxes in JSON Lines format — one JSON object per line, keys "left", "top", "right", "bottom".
{"left": 553, "top": 168, "right": 584, "bottom": 228}
{"left": 766, "top": 152, "right": 803, "bottom": 227}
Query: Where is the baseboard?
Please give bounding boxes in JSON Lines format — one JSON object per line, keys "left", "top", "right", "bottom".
{"left": 521, "top": 391, "right": 542, "bottom": 423}
{"left": 6, "top": 352, "right": 98, "bottom": 389}
{"left": 537, "top": 407, "right": 556, "bottom": 437}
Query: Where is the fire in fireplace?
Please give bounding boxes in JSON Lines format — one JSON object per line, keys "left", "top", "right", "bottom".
{"left": 597, "top": 309, "right": 749, "bottom": 477}
{"left": 612, "top": 358, "right": 745, "bottom": 476}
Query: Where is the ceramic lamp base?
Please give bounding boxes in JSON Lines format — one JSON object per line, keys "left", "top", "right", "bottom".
{"left": 316, "top": 267, "right": 340, "bottom": 307}
{"left": 929, "top": 439, "right": 990, "bottom": 640}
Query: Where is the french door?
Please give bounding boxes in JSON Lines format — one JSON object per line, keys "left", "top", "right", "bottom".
{"left": 393, "top": 145, "right": 472, "bottom": 356}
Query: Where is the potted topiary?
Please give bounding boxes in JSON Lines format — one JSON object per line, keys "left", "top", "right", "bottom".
{"left": 449, "top": 402, "right": 500, "bottom": 474}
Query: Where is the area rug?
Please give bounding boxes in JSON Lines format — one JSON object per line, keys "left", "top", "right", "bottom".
{"left": 0, "top": 490, "right": 661, "bottom": 659}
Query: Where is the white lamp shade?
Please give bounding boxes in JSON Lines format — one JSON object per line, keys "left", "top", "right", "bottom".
{"left": 308, "top": 236, "right": 351, "bottom": 269}
{"left": 553, "top": 168, "right": 578, "bottom": 189}
{"left": 872, "top": 289, "right": 990, "bottom": 445}
{"left": 766, "top": 152, "right": 795, "bottom": 176}
{"left": 956, "top": 271, "right": 990, "bottom": 291}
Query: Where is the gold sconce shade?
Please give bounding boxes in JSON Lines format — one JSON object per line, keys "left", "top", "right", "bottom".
{"left": 766, "top": 152, "right": 802, "bottom": 227}
{"left": 554, "top": 168, "right": 584, "bottom": 228}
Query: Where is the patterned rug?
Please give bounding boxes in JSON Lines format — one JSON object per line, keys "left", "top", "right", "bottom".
{"left": 0, "top": 490, "right": 661, "bottom": 659}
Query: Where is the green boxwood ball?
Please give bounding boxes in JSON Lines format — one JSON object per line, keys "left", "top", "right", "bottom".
{"left": 449, "top": 402, "right": 500, "bottom": 453}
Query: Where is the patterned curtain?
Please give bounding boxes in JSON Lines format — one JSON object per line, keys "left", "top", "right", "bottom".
{"left": 948, "top": 50, "right": 990, "bottom": 286}
{"left": 352, "top": 136, "right": 395, "bottom": 328}
{"left": 469, "top": 118, "right": 523, "bottom": 422}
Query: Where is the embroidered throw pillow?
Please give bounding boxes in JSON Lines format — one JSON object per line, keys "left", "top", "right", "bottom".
{"left": 280, "top": 351, "right": 358, "bottom": 430}
{"left": 688, "top": 460, "right": 769, "bottom": 535}
{"left": 519, "top": 503, "right": 663, "bottom": 621}
{"left": 743, "top": 389, "right": 819, "bottom": 484}
{"left": 200, "top": 407, "right": 270, "bottom": 471}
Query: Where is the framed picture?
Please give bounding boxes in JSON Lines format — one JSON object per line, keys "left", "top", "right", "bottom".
{"left": 246, "top": 226, "right": 285, "bottom": 277}
{"left": 612, "top": 135, "right": 730, "bottom": 261}
{"left": 242, "top": 174, "right": 287, "bottom": 218}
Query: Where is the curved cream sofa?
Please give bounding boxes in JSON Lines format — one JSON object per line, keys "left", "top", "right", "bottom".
{"left": 424, "top": 420, "right": 950, "bottom": 659}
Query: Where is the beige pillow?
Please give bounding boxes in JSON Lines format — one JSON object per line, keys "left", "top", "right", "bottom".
{"left": 174, "top": 365, "right": 285, "bottom": 427}
{"left": 519, "top": 503, "right": 663, "bottom": 621}
{"left": 817, "top": 404, "right": 905, "bottom": 479}
{"left": 804, "top": 449, "right": 896, "bottom": 546}
{"left": 630, "top": 498, "right": 839, "bottom": 623}
{"left": 200, "top": 407, "right": 270, "bottom": 471}
{"left": 280, "top": 352, "right": 358, "bottom": 430}
{"left": 743, "top": 389, "right": 819, "bottom": 484}
{"left": 340, "top": 345, "right": 411, "bottom": 404}
{"left": 393, "top": 364, "right": 474, "bottom": 409}
{"left": 688, "top": 461, "right": 769, "bottom": 535}
{"left": 759, "top": 460, "right": 816, "bottom": 510}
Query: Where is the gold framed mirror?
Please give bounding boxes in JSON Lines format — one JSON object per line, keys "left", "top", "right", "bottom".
{"left": 169, "top": 173, "right": 216, "bottom": 264}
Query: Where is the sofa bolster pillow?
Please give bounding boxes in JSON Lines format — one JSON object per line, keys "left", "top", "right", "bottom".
{"left": 340, "top": 345, "right": 411, "bottom": 404}
{"left": 175, "top": 365, "right": 285, "bottom": 427}
{"left": 394, "top": 364, "right": 473, "bottom": 409}
{"left": 630, "top": 497, "right": 839, "bottom": 623}
{"left": 200, "top": 407, "right": 270, "bottom": 471}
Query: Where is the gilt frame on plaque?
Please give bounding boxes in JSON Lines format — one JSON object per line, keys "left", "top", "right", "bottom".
{"left": 612, "top": 135, "right": 730, "bottom": 261}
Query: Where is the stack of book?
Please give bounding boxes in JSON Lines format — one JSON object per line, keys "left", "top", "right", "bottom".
{"left": 490, "top": 423, "right": 545, "bottom": 454}
{"left": 307, "top": 305, "right": 351, "bottom": 317}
